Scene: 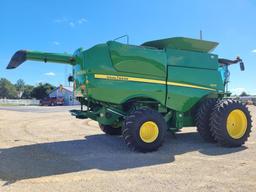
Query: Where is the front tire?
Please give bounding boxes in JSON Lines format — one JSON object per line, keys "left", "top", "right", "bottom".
{"left": 122, "top": 108, "right": 167, "bottom": 152}
{"left": 210, "top": 99, "right": 252, "bottom": 147}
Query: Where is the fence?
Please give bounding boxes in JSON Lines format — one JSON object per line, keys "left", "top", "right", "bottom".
{"left": 0, "top": 99, "right": 40, "bottom": 106}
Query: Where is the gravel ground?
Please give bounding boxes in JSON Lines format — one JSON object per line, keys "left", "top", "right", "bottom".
{"left": 0, "top": 106, "right": 255, "bottom": 192}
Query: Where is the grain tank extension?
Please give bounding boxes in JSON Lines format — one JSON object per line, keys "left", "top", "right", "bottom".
{"left": 7, "top": 37, "right": 252, "bottom": 152}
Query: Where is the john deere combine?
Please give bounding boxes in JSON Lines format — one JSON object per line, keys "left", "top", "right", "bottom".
{"left": 7, "top": 37, "right": 252, "bottom": 152}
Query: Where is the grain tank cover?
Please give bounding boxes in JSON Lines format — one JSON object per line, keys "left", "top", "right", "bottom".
{"left": 141, "top": 37, "right": 219, "bottom": 53}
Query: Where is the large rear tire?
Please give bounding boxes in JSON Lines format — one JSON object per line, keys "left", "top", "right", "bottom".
{"left": 122, "top": 108, "right": 167, "bottom": 152}
{"left": 99, "top": 124, "right": 122, "bottom": 135}
{"left": 210, "top": 99, "right": 252, "bottom": 147}
{"left": 195, "top": 99, "right": 218, "bottom": 142}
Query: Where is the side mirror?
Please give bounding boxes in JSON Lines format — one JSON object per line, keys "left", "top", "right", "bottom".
{"left": 236, "top": 56, "right": 245, "bottom": 71}
{"left": 240, "top": 61, "right": 245, "bottom": 71}
{"left": 68, "top": 75, "right": 74, "bottom": 82}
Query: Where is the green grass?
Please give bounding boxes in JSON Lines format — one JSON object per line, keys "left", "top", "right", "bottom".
{"left": 0, "top": 103, "right": 23, "bottom": 106}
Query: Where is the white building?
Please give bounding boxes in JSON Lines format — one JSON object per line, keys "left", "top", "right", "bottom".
{"left": 48, "top": 86, "right": 80, "bottom": 105}
{"left": 239, "top": 96, "right": 256, "bottom": 105}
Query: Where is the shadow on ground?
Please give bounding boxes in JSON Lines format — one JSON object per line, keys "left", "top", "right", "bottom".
{"left": 0, "top": 131, "right": 246, "bottom": 184}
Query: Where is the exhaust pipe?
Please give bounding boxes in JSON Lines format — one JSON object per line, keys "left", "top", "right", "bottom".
{"left": 6, "top": 50, "right": 75, "bottom": 69}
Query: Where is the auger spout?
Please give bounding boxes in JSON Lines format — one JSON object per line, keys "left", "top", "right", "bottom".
{"left": 6, "top": 50, "right": 75, "bottom": 69}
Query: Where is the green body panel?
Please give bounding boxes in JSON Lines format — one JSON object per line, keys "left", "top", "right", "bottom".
{"left": 7, "top": 37, "right": 227, "bottom": 130}
{"left": 165, "top": 48, "right": 224, "bottom": 112}
{"left": 73, "top": 48, "right": 86, "bottom": 97}
{"left": 108, "top": 41, "right": 166, "bottom": 77}
{"left": 89, "top": 77, "right": 166, "bottom": 105}
{"left": 166, "top": 48, "right": 218, "bottom": 70}
{"left": 79, "top": 43, "right": 167, "bottom": 105}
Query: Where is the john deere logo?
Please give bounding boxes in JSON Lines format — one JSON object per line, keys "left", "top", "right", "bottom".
{"left": 105, "top": 75, "right": 129, "bottom": 81}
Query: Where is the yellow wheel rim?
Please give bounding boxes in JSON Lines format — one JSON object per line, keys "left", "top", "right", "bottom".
{"left": 226, "top": 109, "right": 247, "bottom": 139}
{"left": 139, "top": 121, "right": 159, "bottom": 143}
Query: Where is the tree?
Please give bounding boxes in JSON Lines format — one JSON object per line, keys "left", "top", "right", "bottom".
{"left": 240, "top": 92, "right": 249, "bottom": 97}
{"left": 22, "top": 85, "right": 34, "bottom": 99}
{"left": 31, "top": 83, "right": 55, "bottom": 100}
{"left": 0, "top": 78, "right": 18, "bottom": 99}
{"left": 15, "top": 79, "right": 25, "bottom": 98}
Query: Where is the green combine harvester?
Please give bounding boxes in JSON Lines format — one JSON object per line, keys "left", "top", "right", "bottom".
{"left": 7, "top": 37, "right": 252, "bottom": 152}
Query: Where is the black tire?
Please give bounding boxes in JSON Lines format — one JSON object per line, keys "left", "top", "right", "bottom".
{"left": 195, "top": 98, "right": 218, "bottom": 142}
{"left": 122, "top": 108, "right": 167, "bottom": 152}
{"left": 210, "top": 99, "right": 252, "bottom": 147}
{"left": 99, "top": 124, "right": 122, "bottom": 135}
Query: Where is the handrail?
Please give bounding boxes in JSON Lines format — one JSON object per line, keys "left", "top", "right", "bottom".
{"left": 113, "top": 35, "right": 129, "bottom": 44}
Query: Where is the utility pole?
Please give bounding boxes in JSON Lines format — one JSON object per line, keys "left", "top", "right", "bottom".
{"left": 200, "top": 30, "right": 203, "bottom": 40}
{"left": 64, "top": 66, "right": 67, "bottom": 86}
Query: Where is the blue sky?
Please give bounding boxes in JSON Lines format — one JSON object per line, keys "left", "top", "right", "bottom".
{"left": 0, "top": 0, "right": 255, "bottom": 95}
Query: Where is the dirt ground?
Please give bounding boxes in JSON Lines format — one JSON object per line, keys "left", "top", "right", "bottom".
{"left": 0, "top": 106, "right": 255, "bottom": 192}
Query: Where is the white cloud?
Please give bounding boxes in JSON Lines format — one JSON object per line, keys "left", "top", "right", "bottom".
{"left": 53, "top": 41, "right": 60, "bottom": 46}
{"left": 44, "top": 72, "right": 56, "bottom": 76}
{"left": 252, "top": 49, "right": 256, "bottom": 53}
{"left": 69, "top": 22, "right": 75, "bottom": 27}
{"left": 78, "top": 18, "right": 87, "bottom": 24}
{"left": 53, "top": 17, "right": 68, "bottom": 23}
{"left": 54, "top": 17, "right": 87, "bottom": 28}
